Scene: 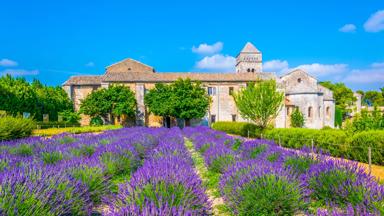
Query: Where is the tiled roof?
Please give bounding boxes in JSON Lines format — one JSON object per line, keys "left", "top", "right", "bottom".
{"left": 62, "top": 72, "right": 276, "bottom": 85}
{"left": 63, "top": 76, "right": 102, "bottom": 86}
{"left": 102, "top": 72, "right": 276, "bottom": 82}
{"left": 240, "top": 42, "right": 260, "bottom": 53}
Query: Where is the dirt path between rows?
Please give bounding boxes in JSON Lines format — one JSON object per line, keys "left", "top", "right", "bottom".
{"left": 184, "top": 139, "right": 228, "bottom": 216}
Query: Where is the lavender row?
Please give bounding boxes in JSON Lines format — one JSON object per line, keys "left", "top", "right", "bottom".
{"left": 108, "top": 127, "right": 211, "bottom": 215}
{"left": 184, "top": 126, "right": 384, "bottom": 215}
{"left": 0, "top": 127, "right": 165, "bottom": 215}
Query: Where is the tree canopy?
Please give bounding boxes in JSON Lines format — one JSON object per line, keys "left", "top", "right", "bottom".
{"left": 144, "top": 78, "right": 210, "bottom": 126}
{"left": 357, "top": 90, "right": 384, "bottom": 106}
{"left": 233, "top": 80, "right": 284, "bottom": 129}
{"left": 80, "top": 85, "right": 136, "bottom": 124}
{"left": 0, "top": 75, "right": 73, "bottom": 121}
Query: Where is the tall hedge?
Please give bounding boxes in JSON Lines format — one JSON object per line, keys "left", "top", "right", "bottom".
{"left": 347, "top": 131, "right": 384, "bottom": 165}
{"left": 0, "top": 116, "right": 35, "bottom": 140}
{"left": 211, "top": 122, "right": 384, "bottom": 165}
{"left": 211, "top": 121, "right": 264, "bottom": 138}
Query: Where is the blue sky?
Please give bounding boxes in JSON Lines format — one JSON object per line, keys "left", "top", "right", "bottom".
{"left": 0, "top": 0, "right": 383, "bottom": 91}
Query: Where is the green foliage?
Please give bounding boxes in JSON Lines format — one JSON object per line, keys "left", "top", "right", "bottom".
{"left": 72, "top": 166, "right": 108, "bottom": 204}
{"left": 265, "top": 128, "right": 384, "bottom": 165}
{"left": 90, "top": 116, "right": 103, "bottom": 126}
{"left": 0, "top": 75, "right": 73, "bottom": 121}
{"left": 359, "top": 90, "right": 384, "bottom": 106}
{"left": 319, "top": 81, "right": 356, "bottom": 116}
{"left": 309, "top": 169, "right": 364, "bottom": 207}
{"left": 36, "top": 121, "right": 80, "bottom": 129}
{"left": 233, "top": 80, "right": 284, "bottom": 129}
{"left": 209, "top": 155, "right": 236, "bottom": 173}
{"left": 335, "top": 107, "right": 343, "bottom": 127}
{"left": 58, "top": 110, "right": 81, "bottom": 124}
{"left": 237, "top": 175, "right": 305, "bottom": 216}
{"left": 347, "top": 130, "right": 384, "bottom": 165}
{"left": 290, "top": 108, "right": 304, "bottom": 128}
{"left": 0, "top": 116, "right": 35, "bottom": 140}
{"left": 231, "top": 139, "right": 242, "bottom": 151}
{"left": 347, "top": 108, "right": 384, "bottom": 132}
{"left": 250, "top": 145, "right": 267, "bottom": 159}
{"left": 265, "top": 128, "right": 348, "bottom": 156}
{"left": 100, "top": 151, "right": 135, "bottom": 177}
{"left": 267, "top": 152, "right": 280, "bottom": 162}
{"left": 80, "top": 85, "right": 136, "bottom": 124}
{"left": 284, "top": 156, "right": 317, "bottom": 174}
{"left": 144, "top": 83, "right": 174, "bottom": 117}
{"left": 211, "top": 121, "right": 264, "bottom": 138}
{"left": 9, "top": 144, "right": 34, "bottom": 157}
{"left": 144, "top": 78, "right": 210, "bottom": 125}
{"left": 128, "top": 181, "right": 200, "bottom": 210}
{"left": 41, "top": 151, "right": 63, "bottom": 164}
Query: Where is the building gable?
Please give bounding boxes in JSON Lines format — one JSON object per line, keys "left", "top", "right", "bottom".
{"left": 281, "top": 69, "right": 318, "bottom": 94}
{"left": 105, "top": 58, "right": 154, "bottom": 75}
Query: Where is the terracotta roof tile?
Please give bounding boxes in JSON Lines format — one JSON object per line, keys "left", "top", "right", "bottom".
{"left": 63, "top": 76, "right": 102, "bottom": 86}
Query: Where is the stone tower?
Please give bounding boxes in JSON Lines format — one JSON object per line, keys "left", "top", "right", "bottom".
{"left": 236, "top": 42, "right": 262, "bottom": 73}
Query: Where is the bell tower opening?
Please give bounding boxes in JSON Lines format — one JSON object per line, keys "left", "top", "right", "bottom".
{"left": 235, "top": 42, "right": 262, "bottom": 73}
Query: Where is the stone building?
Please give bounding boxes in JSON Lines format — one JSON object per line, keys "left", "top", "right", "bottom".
{"left": 63, "top": 42, "right": 335, "bottom": 129}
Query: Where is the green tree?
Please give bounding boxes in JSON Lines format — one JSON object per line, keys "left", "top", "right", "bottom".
{"left": 144, "top": 83, "right": 174, "bottom": 118}
{"left": 290, "top": 108, "right": 304, "bottom": 128}
{"left": 144, "top": 79, "right": 210, "bottom": 127}
{"left": 319, "top": 81, "right": 356, "bottom": 117}
{"left": 363, "top": 91, "right": 384, "bottom": 106}
{"left": 233, "top": 80, "right": 284, "bottom": 129}
{"left": 80, "top": 85, "right": 136, "bottom": 124}
{"left": 171, "top": 79, "right": 210, "bottom": 126}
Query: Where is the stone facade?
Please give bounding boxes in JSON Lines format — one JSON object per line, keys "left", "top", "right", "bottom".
{"left": 63, "top": 42, "right": 335, "bottom": 129}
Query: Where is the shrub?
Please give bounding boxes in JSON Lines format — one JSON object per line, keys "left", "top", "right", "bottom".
{"left": 212, "top": 121, "right": 264, "bottom": 138}
{"left": 0, "top": 116, "right": 35, "bottom": 140}
{"left": 41, "top": 151, "right": 63, "bottom": 164}
{"left": 209, "top": 154, "right": 236, "bottom": 173}
{"left": 238, "top": 174, "right": 305, "bottom": 215}
{"left": 290, "top": 108, "right": 305, "bottom": 128}
{"left": 347, "top": 130, "right": 384, "bottom": 165}
{"left": 284, "top": 155, "right": 317, "bottom": 174}
{"left": 264, "top": 128, "right": 348, "bottom": 157}
{"left": 36, "top": 121, "right": 80, "bottom": 129}
{"left": 9, "top": 144, "right": 34, "bottom": 157}
{"left": 72, "top": 166, "right": 108, "bottom": 204}
{"left": 90, "top": 116, "right": 103, "bottom": 126}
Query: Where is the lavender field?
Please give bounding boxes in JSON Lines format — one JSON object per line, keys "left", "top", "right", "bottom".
{"left": 0, "top": 127, "right": 383, "bottom": 215}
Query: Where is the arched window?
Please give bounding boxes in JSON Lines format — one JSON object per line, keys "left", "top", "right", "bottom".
{"left": 247, "top": 68, "right": 251, "bottom": 72}
{"left": 251, "top": 68, "right": 255, "bottom": 72}
{"left": 326, "top": 106, "right": 330, "bottom": 118}
{"left": 308, "top": 106, "right": 312, "bottom": 118}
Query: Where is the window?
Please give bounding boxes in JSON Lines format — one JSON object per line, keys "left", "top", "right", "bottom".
{"left": 251, "top": 68, "right": 255, "bottom": 72}
{"left": 297, "top": 78, "right": 302, "bottom": 83}
{"left": 211, "top": 115, "right": 216, "bottom": 123}
{"left": 232, "top": 114, "right": 237, "bottom": 122}
{"left": 247, "top": 68, "right": 251, "bottom": 72}
{"left": 308, "top": 106, "right": 312, "bottom": 118}
{"left": 208, "top": 87, "right": 216, "bottom": 96}
{"left": 326, "top": 106, "right": 330, "bottom": 118}
{"left": 318, "top": 106, "right": 321, "bottom": 118}
{"left": 229, "top": 87, "right": 234, "bottom": 95}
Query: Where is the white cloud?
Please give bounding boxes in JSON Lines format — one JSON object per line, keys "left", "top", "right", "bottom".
{"left": 339, "top": 24, "right": 356, "bottom": 33}
{"left": 364, "top": 10, "right": 384, "bottom": 32}
{"left": 344, "top": 68, "right": 384, "bottom": 83}
{"left": 371, "top": 62, "right": 384, "bottom": 68}
{"left": 85, "top": 62, "right": 95, "bottom": 67}
{"left": 263, "top": 60, "right": 289, "bottom": 73}
{"left": 295, "top": 63, "right": 348, "bottom": 77}
{"left": 195, "top": 54, "right": 236, "bottom": 72}
{"left": 0, "top": 58, "right": 18, "bottom": 67}
{"left": 1, "top": 69, "right": 39, "bottom": 76}
{"left": 192, "top": 42, "right": 223, "bottom": 55}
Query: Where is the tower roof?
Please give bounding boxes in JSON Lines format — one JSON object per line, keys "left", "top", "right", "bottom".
{"left": 240, "top": 42, "right": 260, "bottom": 53}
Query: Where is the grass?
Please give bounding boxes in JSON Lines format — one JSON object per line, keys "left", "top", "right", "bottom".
{"left": 184, "top": 138, "right": 231, "bottom": 216}
{"left": 32, "top": 125, "right": 122, "bottom": 136}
